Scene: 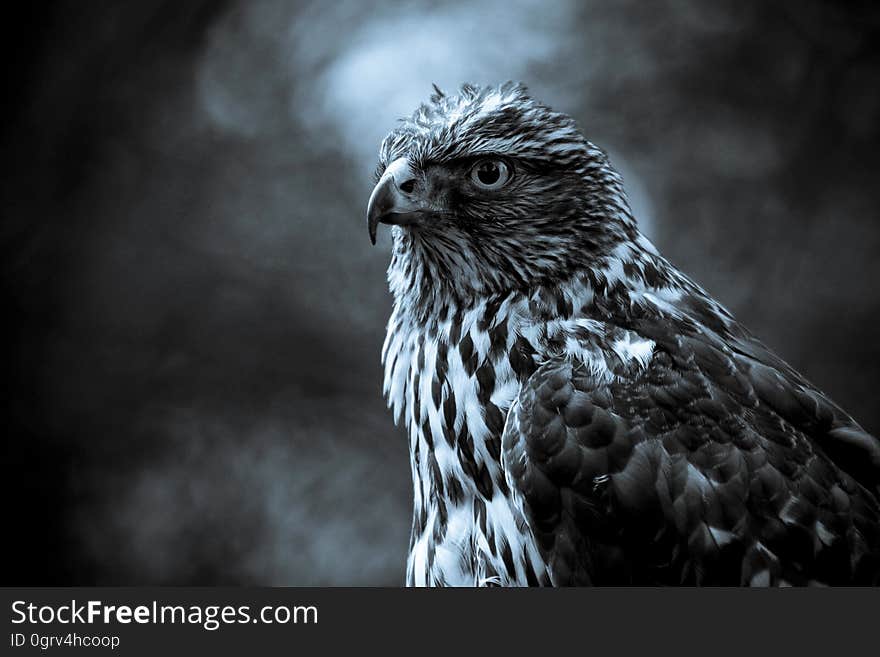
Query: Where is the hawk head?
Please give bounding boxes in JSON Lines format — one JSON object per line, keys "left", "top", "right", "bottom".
{"left": 368, "top": 82, "right": 638, "bottom": 305}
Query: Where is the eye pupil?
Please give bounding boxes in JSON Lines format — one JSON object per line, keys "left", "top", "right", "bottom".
{"left": 477, "top": 162, "right": 500, "bottom": 184}
{"left": 471, "top": 159, "right": 509, "bottom": 188}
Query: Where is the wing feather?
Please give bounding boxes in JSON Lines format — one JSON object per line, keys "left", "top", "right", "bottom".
{"left": 502, "top": 322, "right": 880, "bottom": 585}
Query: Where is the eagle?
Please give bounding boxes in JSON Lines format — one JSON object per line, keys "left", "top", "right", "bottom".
{"left": 366, "top": 82, "right": 880, "bottom": 586}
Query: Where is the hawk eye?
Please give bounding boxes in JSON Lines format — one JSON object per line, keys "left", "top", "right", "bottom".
{"left": 470, "top": 159, "right": 510, "bottom": 190}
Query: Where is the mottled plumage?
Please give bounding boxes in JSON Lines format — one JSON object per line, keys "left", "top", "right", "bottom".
{"left": 367, "top": 82, "right": 880, "bottom": 586}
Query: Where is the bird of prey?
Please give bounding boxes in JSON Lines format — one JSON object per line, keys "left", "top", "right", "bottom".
{"left": 366, "top": 82, "right": 880, "bottom": 586}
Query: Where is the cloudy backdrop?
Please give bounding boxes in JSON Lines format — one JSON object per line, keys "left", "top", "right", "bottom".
{"left": 3, "top": 0, "right": 879, "bottom": 584}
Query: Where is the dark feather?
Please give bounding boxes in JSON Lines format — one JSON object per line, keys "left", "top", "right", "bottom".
{"left": 503, "top": 315, "right": 880, "bottom": 585}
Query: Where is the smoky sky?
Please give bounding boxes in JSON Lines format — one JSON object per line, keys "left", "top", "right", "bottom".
{"left": 3, "top": 1, "right": 879, "bottom": 585}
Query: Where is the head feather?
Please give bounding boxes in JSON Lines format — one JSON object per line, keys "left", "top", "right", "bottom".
{"left": 376, "top": 82, "right": 639, "bottom": 314}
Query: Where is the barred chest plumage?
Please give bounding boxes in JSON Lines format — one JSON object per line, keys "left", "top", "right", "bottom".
{"left": 382, "top": 268, "right": 664, "bottom": 586}
{"left": 383, "top": 290, "right": 545, "bottom": 586}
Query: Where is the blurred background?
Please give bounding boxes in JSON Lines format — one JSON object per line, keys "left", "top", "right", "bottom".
{"left": 2, "top": 0, "right": 879, "bottom": 585}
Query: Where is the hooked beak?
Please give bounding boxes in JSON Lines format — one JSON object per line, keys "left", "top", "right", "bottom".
{"left": 367, "top": 157, "right": 425, "bottom": 245}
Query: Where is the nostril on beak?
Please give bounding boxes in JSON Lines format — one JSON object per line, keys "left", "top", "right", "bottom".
{"left": 398, "top": 179, "right": 416, "bottom": 194}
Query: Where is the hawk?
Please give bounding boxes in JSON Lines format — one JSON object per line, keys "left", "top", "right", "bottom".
{"left": 366, "top": 82, "right": 880, "bottom": 586}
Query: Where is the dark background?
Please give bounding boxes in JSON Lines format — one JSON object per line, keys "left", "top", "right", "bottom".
{"left": 3, "top": 0, "right": 879, "bottom": 585}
